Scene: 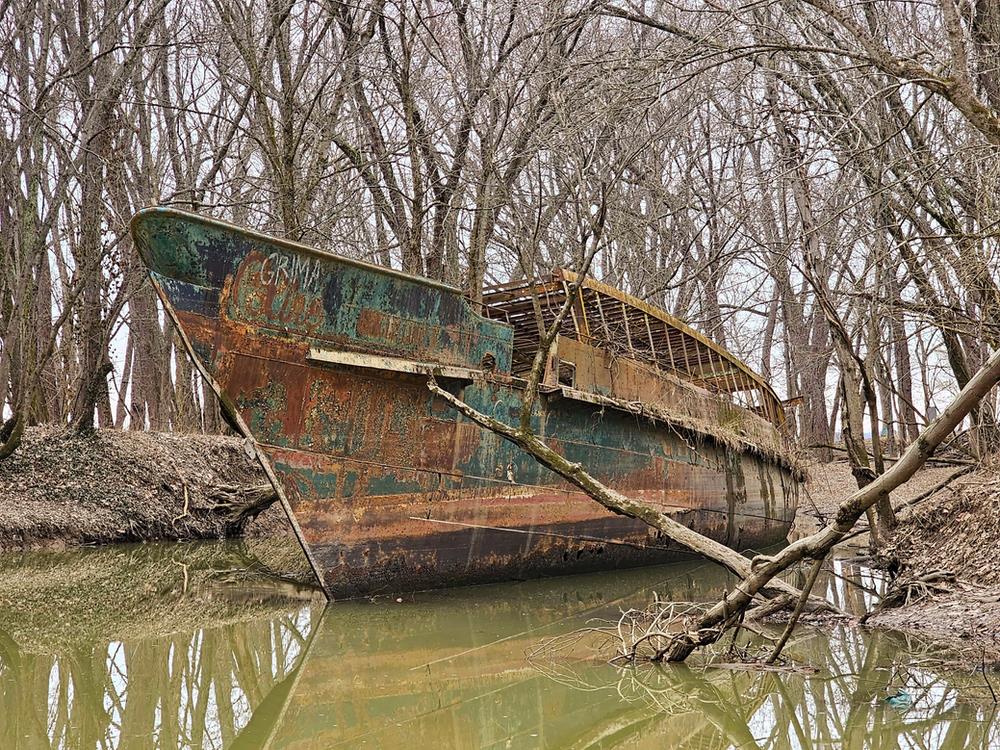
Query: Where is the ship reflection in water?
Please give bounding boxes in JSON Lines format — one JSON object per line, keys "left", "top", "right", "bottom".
{"left": 0, "top": 540, "right": 996, "bottom": 749}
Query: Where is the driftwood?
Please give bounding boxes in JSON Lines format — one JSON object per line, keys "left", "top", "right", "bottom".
{"left": 766, "top": 557, "right": 824, "bottom": 663}
{"left": 208, "top": 484, "right": 280, "bottom": 535}
{"left": 164, "top": 478, "right": 279, "bottom": 538}
{"left": 863, "top": 570, "right": 957, "bottom": 620}
{"left": 166, "top": 456, "right": 279, "bottom": 536}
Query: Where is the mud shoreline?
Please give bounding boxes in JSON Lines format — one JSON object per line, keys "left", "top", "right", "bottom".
{"left": 798, "top": 459, "right": 1000, "bottom": 666}
{"left": 0, "top": 426, "right": 292, "bottom": 550}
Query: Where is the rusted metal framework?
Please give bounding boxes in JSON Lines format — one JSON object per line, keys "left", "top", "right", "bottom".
{"left": 483, "top": 269, "right": 786, "bottom": 426}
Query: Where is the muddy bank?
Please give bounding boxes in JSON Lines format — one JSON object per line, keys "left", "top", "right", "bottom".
{"left": 0, "top": 426, "right": 292, "bottom": 549}
{"left": 797, "top": 458, "right": 1000, "bottom": 660}
{"left": 865, "top": 461, "right": 1000, "bottom": 649}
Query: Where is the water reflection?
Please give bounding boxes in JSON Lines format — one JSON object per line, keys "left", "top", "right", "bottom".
{"left": 0, "top": 542, "right": 997, "bottom": 749}
{"left": 0, "top": 542, "right": 320, "bottom": 749}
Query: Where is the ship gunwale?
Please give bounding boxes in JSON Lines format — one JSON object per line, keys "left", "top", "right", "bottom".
{"left": 130, "top": 206, "right": 466, "bottom": 295}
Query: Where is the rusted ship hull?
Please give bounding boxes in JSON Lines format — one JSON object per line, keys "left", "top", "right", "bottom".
{"left": 131, "top": 209, "right": 800, "bottom": 599}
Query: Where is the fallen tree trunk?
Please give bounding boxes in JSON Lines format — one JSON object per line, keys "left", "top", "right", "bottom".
{"left": 208, "top": 484, "right": 280, "bottom": 535}
{"left": 428, "top": 317, "right": 1000, "bottom": 662}
{"left": 658, "top": 342, "right": 1000, "bottom": 661}
{"left": 422, "top": 192, "right": 1000, "bottom": 650}
{"left": 428, "top": 377, "right": 839, "bottom": 613}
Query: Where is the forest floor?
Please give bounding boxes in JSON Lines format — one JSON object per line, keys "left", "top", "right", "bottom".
{"left": 0, "top": 426, "right": 291, "bottom": 549}
{"left": 801, "top": 458, "right": 1000, "bottom": 663}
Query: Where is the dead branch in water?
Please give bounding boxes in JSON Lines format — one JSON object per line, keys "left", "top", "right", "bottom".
{"left": 766, "top": 557, "right": 824, "bottom": 663}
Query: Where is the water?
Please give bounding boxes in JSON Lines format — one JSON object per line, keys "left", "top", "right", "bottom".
{"left": 0, "top": 540, "right": 996, "bottom": 749}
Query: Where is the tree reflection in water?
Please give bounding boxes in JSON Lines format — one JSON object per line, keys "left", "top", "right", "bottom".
{"left": 0, "top": 543, "right": 997, "bottom": 749}
{"left": 0, "top": 541, "right": 318, "bottom": 750}
{"left": 534, "top": 624, "right": 1000, "bottom": 750}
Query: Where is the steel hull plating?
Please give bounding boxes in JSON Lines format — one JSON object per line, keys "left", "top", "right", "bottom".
{"left": 131, "top": 209, "right": 799, "bottom": 598}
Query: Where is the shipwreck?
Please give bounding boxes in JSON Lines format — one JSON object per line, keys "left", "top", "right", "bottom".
{"left": 131, "top": 208, "right": 801, "bottom": 599}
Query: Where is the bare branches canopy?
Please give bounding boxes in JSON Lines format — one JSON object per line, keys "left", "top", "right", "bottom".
{"left": 1, "top": 0, "right": 998, "bottom": 464}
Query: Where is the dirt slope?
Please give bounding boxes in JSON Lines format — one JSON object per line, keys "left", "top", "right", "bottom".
{"left": 867, "top": 461, "right": 1000, "bottom": 644}
{"left": 0, "top": 426, "right": 291, "bottom": 549}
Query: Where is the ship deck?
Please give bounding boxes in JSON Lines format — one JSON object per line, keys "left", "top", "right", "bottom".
{"left": 482, "top": 269, "right": 786, "bottom": 427}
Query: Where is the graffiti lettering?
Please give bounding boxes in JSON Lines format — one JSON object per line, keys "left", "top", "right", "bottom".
{"left": 259, "top": 252, "right": 324, "bottom": 294}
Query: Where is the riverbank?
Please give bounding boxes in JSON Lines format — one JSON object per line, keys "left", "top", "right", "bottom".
{"left": 792, "top": 459, "right": 963, "bottom": 539}
{"left": 795, "top": 458, "right": 1000, "bottom": 663}
{"left": 0, "top": 426, "right": 291, "bottom": 549}
{"left": 866, "top": 460, "right": 1000, "bottom": 651}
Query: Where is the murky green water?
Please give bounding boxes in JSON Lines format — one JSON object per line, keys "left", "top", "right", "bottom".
{"left": 0, "top": 541, "right": 996, "bottom": 749}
